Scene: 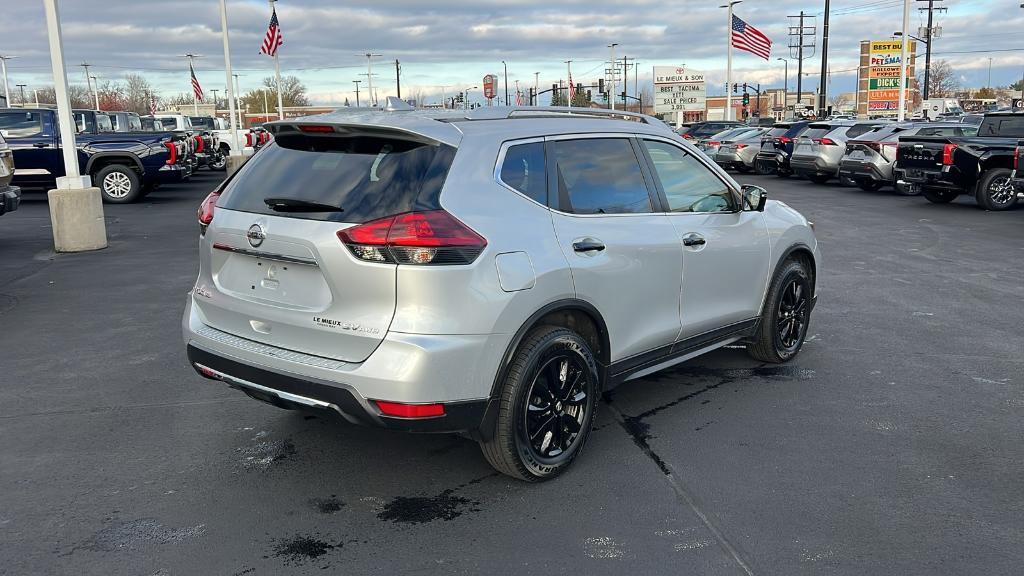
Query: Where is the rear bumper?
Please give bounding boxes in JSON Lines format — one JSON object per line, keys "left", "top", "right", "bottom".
{"left": 155, "top": 164, "right": 192, "bottom": 183}
{"left": 791, "top": 156, "right": 839, "bottom": 176}
{"left": 182, "top": 296, "right": 501, "bottom": 433}
{"left": 187, "top": 344, "right": 487, "bottom": 433}
{"left": 839, "top": 160, "right": 891, "bottom": 182}
{"left": 893, "top": 167, "right": 962, "bottom": 191}
{"left": 0, "top": 185, "right": 20, "bottom": 215}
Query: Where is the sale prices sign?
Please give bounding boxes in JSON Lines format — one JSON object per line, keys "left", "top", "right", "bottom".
{"left": 653, "top": 66, "right": 706, "bottom": 114}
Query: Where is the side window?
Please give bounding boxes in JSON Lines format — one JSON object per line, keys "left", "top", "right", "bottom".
{"left": 499, "top": 142, "right": 547, "bottom": 205}
{"left": 550, "top": 138, "right": 652, "bottom": 214}
{"left": 642, "top": 140, "right": 734, "bottom": 213}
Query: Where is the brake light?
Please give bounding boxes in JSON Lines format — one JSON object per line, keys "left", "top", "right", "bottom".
{"left": 337, "top": 210, "right": 487, "bottom": 265}
{"left": 299, "top": 125, "right": 334, "bottom": 133}
{"left": 735, "top": 143, "right": 748, "bottom": 149}
{"left": 1015, "top": 146, "right": 1021, "bottom": 171}
{"left": 164, "top": 140, "right": 177, "bottom": 165}
{"left": 682, "top": 133, "right": 694, "bottom": 139}
{"left": 194, "top": 134, "right": 204, "bottom": 154}
{"left": 197, "top": 190, "right": 220, "bottom": 230}
{"left": 817, "top": 137, "right": 837, "bottom": 146}
{"left": 778, "top": 136, "right": 792, "bottom": 144}
{"left": 942, "top": 143, "right": 957, "bottom": 166}
{"left": 375, "top": 400, "right": 445, "bottom": 419}
{"left": 707, "top": 141, "right": 720, "bottom": 147}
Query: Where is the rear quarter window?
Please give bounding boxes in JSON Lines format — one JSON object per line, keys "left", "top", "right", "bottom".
{"left": 845, "top": 124, "right": 878, "bottom": 138}
{"left": 219, "top": 134, "right": 457, "bottom": 223}
{"left": 499, "top": 142, "right": 546, "bottom": 205}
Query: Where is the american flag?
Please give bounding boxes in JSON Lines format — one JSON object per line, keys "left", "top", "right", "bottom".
{"left": 190, "top": 63, "right": 204, "bottom": 101}
{"left": 568, "top": 70, "right": 575, "bottom": 103}
{"left": 260, "top": 9, "right": 284, "bottom": 57}
{"left": 731, "top": 15, "right": 772, "bottom": 61}
{"left": 515, "top": 90, "right": 523, "bottom": 106}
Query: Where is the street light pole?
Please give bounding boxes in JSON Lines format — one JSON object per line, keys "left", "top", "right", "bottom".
{"left": 608, "top": 43, "right": 618, "bottom": 111}
{"left": 777, "top": 57, "right": 789, "bottom": 114}
{"left": 0, "top": 55, "right": 14, "bottom": 106}
{"left": 352, "top": 80, "right": 361, "bottom": 106}
{"left": 360, "top": 52, "right": 382, "bottom": 106}
{"left": 90, "top": 75, "right": 100, "bottom": 109}
{"left": 533, "top": 72, "right": 539, "bottom": 106}
{"left": 217, "top": 0, "right": 240, "bottom": 158}
{"left": 897, "top": 0, "right": 910, "bottom": 121}
{"left": 42, "top": 0, "right": 106, "bottom": 252}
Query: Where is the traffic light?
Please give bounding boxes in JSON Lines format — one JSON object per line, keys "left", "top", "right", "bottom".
{"left": 742, "top": 93, "right": 750, "bottom": 106}
{"left": 598, "top": 78, "right": 605, "bottom": 94}
{"left": 732, "top": 83, "right": 738, "bottom": 93}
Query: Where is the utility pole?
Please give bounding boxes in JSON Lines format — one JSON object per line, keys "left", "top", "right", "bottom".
{"left": 533, "top": 72, "right": 539, "bottom": 106}
{"left": 90, "top": 75, "right": 99, "bottom": 109}
{"left": 360, "top": 52, "right": 382, "bottom": 106}
{"left": 622, "top": 56, "right": 634, "bottom": 109}
{"left": 818, "top": 0, "right": 830, "bottom": 116}
{"left": 918, "top": 0, "right": 946, "bottom": 100}
{"left": 80, "top": 62, "right": 94, "bottom": 109}
{"left": 0, "top": 55, "right": 13, "bottom": 106}
{"left": 352, "top": 80, "right": 361, "bottom": 106}
{"left": 211, "top": 88, "right": 219, "bottom": 110}
{"left": 608, "top": 43, "right": 618, "bottom": 111}
{"left": 788, "top": 11, "right": 816, "bottom": 108}
{"left": 16, "top": 84, "right": 26, "bottom": 104}
{"left": 394, "top": 59, "right": 401, "bottom": 99}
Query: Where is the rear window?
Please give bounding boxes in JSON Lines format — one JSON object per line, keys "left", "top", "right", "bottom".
{"left": 764, "top": 127, "right": 788, "bottom": 138}
{"left": 915, "top": 126, "right": 963, "bottom": 137}
{"left": 800, "top": 125, "right": 833, "bottom": 139}
{"left": 845, "top": 124, "right": 879, "bottom": 138}
{"left": 220, "top": 134, "right": 457, "bottom": 223}
{"left": 190, "top": 116, "right": 216, "bottom": 130}
{"left": 859, "top": 125, "right": 907, "bottom": 142}
{"left": 499, "top": 142, "right": 547, "bottom": 205}
{"left": 0, "top": 111, "right": 44, "bottom": 137}
{"left": 979, "top": 116, "right": 1024, "bottom": 137}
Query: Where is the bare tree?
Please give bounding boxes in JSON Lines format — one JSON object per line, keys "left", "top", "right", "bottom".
{"left": 917, "top": 60, "right": 958, "bottom": 98}
{"left": 122, "top": 73, "right": 156, "bottom": 114}
{"left": 259, "top": 75, "right": 310, "bottom": 107}
{"left": 163, "top": 92, "right": 197, "bottom": 108}
{"left": 31, "top": 85, "right": 92, "bottom": 108}
{"left": 829, "top": 93, "right": 851, "bottom": 112}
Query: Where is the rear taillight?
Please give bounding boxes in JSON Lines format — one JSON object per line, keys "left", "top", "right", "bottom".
{"left": 866, "top": 142, "right": 881, "bottom": 153}
{"left": 194, "top": 134, "right": 204, "bottom": 153}
{"left": 164, "top": 140, "right": 178, "bottom": 165}
{"left": 1015, "top": 146, "right": 1021, "bottom": 171}
{"left": 817, "top": 137, "right": 837, "bottom": 146}
{"left": 735, "top": 143, "right": 748, "bottom": 149}
{"left": 778, "top": 136, "right": 792, "bottom": 144}
{"left": 197, "top": 191, "right": 220, "bottom": 232}
{"left": 299, "top": 125, "right": 334, "bottom": 133}
{"left": 682, "top": 133, "right": 694, "bottom": 140}
{"left": 337, "top": 210, "right": 487, "bottom": 265}
{"left": 942, "top": 143, "right": 957, "bottom": 166}
{"left": 707, "top": 141, "right": 720, "bottom": 147}
{"left": 879, "top": 141, "right": 898, "bottom": 157}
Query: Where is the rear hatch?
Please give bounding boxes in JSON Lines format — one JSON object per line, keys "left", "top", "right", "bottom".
{"left": 757, "top": 126, "right": 790, "bottom": 155}
{"left": 847, "top": 125, "right": 908, "bottom": 165}
{"left": 895, "top": 135, "right": 950, "bottom": 171}
{"left": 793, "top": 124, "right": 836, "bottom": 157}
{"left": 196, "top": 126, "right": 458, "bottom": 363}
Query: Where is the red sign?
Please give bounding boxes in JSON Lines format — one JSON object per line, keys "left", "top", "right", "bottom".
{"left": 483, "top": 75, "right": 497, "bottom": 99}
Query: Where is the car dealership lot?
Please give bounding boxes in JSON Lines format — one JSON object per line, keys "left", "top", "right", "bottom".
{"left": 1, "top": 173, "right": 1022, "bottom": 575}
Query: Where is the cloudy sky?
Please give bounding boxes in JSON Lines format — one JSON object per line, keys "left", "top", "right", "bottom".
{"left": 2, "top": 0, "right": 1018, "bottom": 106}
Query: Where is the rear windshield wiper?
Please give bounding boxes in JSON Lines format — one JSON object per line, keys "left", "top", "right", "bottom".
{"left": 263, "top": 198, "right": 344, "bottom": 213}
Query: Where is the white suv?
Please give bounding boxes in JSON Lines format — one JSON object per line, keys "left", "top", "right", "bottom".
{"left": 183, "top": 103, "right": 820, "bottom": 481}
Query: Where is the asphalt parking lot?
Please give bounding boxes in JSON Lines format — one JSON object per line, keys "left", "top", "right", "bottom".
{"left": 1, "top": 170, "right": 1022, "bottom": 575}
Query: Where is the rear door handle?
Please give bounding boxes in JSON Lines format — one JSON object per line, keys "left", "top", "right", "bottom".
{"left": 33, "top": 143, "right": 48, "bottom": 148}
{"left": 682, "top": 234, "right": 706, "bottom": 247}
{"left": 572, "top": 238, "right": 605, "bottom": 253}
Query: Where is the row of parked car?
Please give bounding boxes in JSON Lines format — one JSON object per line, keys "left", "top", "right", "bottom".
{"left": 0, "top": 107, "right": 272, "bottom": 206}
{"left": 680, "top": 112, "right": 1024, "bottom": 211}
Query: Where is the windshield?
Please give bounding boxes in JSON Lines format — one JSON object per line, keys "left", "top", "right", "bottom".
{"left": 0, "top": 111, "right": 45, "bottom": 137}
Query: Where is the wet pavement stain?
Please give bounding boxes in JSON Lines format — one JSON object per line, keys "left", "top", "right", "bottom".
{"left": 376, "top": 473, "right": 495, "bottom": 525}
{"left": 236, "top": 439, "right": 296, "bottom": 472}
{"left": 310, "top": 496, "right": 345, "bottom": 514}
{"left": 70, "top": 518, "right": 206, "bottom": 553}
{"left": 271, "top": 534, "right": 339, "bottom": 565}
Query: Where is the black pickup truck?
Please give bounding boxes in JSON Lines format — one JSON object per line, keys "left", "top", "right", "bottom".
{"left": 894, "top": 111, "right": 1024, "bottom": 210}
{"left": 0, "top": 108, "right": 192, "bottom": 203}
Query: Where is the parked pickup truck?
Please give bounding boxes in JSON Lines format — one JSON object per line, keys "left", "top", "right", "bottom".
{"left": 188, "top": 115, "right": 252, "bottom": 164}
{"left": 153, "top": 114, "right": 223, "bottom": 171}
{"left": 894, "top": 111, "right": 1024, "bottom": 210}
{"left": 0, "top": 107, "right": 192, "bottom": 203}
{"left": 0, "top": 131, "right": 20, "bottom": 216}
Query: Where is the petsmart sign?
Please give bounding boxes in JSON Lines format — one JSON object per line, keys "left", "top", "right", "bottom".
{"left": 867, "top": 40, "right": 911, "bottom": 111}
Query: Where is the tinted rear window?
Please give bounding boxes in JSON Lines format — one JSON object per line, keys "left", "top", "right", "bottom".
{"left": 0, "top": 111, "right": 44, "bottom": 137}
{"left": 220, "top": 135, "right": 456, "bottom": 223}
{"left": 500, "top": 142, "right": 547, "bottom": 205}
{"left": 979, "top": 116, "right": 1024, "bottom": 137}
{"left": 800, "top": 126, "right": 833, "bottom": 139}
{"left": 859, "top": 125, "right": 908, "bottom": 141}
{"left": 764, "top": 127, "right": 788, "bottom": 138}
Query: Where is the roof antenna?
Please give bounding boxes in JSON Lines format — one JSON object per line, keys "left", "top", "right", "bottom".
{"left": 380, "top": 96, "right": 413, "bottom": 112}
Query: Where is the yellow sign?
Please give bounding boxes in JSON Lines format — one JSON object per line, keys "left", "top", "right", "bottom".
{"left": 870, "top": 41, "right": 903, "bottom": 53}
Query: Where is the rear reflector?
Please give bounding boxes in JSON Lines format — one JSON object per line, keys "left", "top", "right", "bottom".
{"left": 337, "top": 210, "right": 486, "bottom": 265}
{"left": 375, "top": 400, "right": 445, "bottom": 419}
{"left": 942, "top": 143, "right": 957, "bottom": 166}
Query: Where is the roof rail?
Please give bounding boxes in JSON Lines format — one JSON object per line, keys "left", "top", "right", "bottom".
{"left": 464, "top": 106, "right": 656, "bottom": 124}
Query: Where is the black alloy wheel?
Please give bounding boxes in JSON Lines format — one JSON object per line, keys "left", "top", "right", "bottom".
{"left": 522, "top": 354, "right": 589, "bottom": 461}
{"left": 747, "top": 258, "right": 812, "bottom": 363}
{"left": 776, "top": 278, "right": 809, "bottom": 352}
{"left": 976, "top": 168, "right": 1018, "bottom": 211}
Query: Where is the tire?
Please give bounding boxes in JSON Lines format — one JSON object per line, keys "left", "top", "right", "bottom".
{"left": 94, "top": 164, "right": 142, "bottom": 203}
{"left": 479, "top": 326, "right": 599, "bottom": 481}
{"left": 209, "top": 149, "right": 228, "bottom": 171}
{"left": 974, "top": 168, "right": 1018, "bottom": 211}
{"left": 747, "top": 259, "right": 812, "bottom": 364}
{"left": 857, "top": 179, "right": 883, "bottom": 192}
{"left": 922, "top": 187, "right": 956, "bottom": 204}
{"left": 754, "top": 160, "right": 775, "bottom": 175}
{"left": 735, "top": 164, "right": 752, "bottom": 174}
{"left": 808, "top": 174, "right": 831, "bottom": 184}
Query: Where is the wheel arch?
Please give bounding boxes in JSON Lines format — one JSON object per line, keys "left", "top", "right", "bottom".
{"left": 86, "top": 152, "right": 144, "bottom": 176}
{"left": 476, "top": 299, "right": 610, "bottom": 441}
{"left": 771, "top": 243, "right": 817, "bottom": 299}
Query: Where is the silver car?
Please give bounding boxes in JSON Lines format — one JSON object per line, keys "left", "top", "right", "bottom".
{"left": 839, "top": 122, "right": 975, "bottom": 192}
{"left": 790, "top": 120, "right": 881, "bottom": 183}
{"left": 183, "top": 102, "right": 821, "bottom": 481}
{"left": 696, "top": 126, "right": 763, "bottom": 156}
{"left": 715, "top": 128, "right": 770, "bottom": 172}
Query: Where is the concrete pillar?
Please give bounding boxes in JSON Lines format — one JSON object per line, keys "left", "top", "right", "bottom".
{"left": 48, "top": 176, "right": 107, "bottom": 253}
{"left": 225, "top": 155, "right": 247, "bottom": 176}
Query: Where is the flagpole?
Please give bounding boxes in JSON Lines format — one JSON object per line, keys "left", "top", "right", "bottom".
{"left": 269, "top": 0, "right": 285, "bottom": 120}
{"left": 565, "top": 60, "right": 572, "bottom": 107}
{"left": 722, "top": 1, "right": 741, "bottom": 121}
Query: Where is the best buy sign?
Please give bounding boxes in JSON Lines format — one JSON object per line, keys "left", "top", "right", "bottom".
{"left": 869, "top": 77, "right": 903, "bottom": 90}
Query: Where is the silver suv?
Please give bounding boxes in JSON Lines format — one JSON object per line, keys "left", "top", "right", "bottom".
{"left": 183, "top": 103, "right": 821, "bottom": 481}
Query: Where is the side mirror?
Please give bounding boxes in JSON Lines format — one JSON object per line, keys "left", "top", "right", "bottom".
{"left": 741, "top": 184, "right": 768, "bottom": 212}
